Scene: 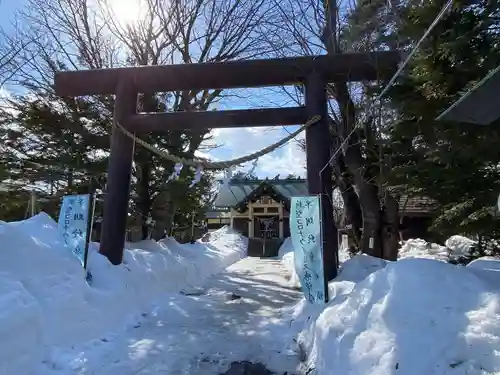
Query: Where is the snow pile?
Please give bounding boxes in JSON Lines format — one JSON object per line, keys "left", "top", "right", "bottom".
{"left": 280, "top": 234, "right": 485, "bottom": 273}
{"left": 278, "top": 237, "right": 301, "bottom": 288}
{"left": 468, "top": 257, "right": 500, "bottom": 272}
{"left": 445, "top": 235, "right": 478, "bottom": 258}
{"left": 276, "top": 235, "right": 500, "bottom": 375}
{"left": 0, "top": 213, "right": 247, "bottom": 374}
{"left": 400, "top": 235, "right": 486, "bottom": 262}
{"left": 278, "top": 237, "right": 293, "bottom": 259}
{"left": 398, "top": 238, "right": 450, "bottom": 261}
{"left": 336, "top": 253, "right": 388, "bottom": 283}
{"left": 277, "top": 237, "right": 352, "bottom": 288}
{"left": 290, "top": 256, "right": 500, "bottom": 375}
{"left": 286, "top": 254, "right": 386, "bottom": 339}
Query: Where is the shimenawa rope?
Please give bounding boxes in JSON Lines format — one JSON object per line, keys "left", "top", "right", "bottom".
{"left": 113, "top": 115, "right": 321, "bottom": 169}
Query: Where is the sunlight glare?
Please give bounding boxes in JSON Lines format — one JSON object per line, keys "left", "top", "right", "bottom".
{"left": 107, "top": 0, "right": 145, "bottom": 25}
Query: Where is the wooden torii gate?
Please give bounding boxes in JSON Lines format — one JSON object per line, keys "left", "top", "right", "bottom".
{"left": 54, "top": 51, "right": 400, "bottom": 280}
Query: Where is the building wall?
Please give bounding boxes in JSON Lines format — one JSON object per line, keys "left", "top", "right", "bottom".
{"left": 400, "top": 216, "right": 434, "bottom": 241}
{"left": 232, "top": 217, "right": 249, "bottom": 236}
{"left": 206, "top": 217, "right": 230, "bottom": 231}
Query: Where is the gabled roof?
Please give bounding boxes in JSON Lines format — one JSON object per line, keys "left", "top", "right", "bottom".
{"left": 437, "top": 65, "right": 500, "bottom": 125}
{"left": 213, "top": 179, "right": 308, "bottom": 209}
{"left": 213, "top": 178, "right": 436, "bottom": 216}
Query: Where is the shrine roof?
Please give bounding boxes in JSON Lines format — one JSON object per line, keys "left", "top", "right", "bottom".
{"left": 212, "top": 179, "right": 435, "bottom": 216}
{"left": 213, "top": 179, "right": 308, "bottom": 208}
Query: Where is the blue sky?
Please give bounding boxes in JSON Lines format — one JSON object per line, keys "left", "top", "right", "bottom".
{"left": 204, "top": 86, "right": 307, "bottom": 178}
{"left": 0, "top": 0, "right": 309, "bottom": 179}
{"left": 0, "top": 0, "right": 21, "bottom": 27}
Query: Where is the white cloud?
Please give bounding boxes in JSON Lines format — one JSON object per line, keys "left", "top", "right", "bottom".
{"left": 194, "top": 149, "right": 215, "bottom": 160}
{"left": 204, "top": 126, "right": 306, "bottom": 178}
{"left": 258, "top": 141, "right": 306, "bottom": 178}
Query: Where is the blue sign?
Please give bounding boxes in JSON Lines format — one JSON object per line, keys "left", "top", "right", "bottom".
{"left": 290, "top": 195, "right": 328, "bottom": 304}
{"left": 58, "top": 194, "right": 94, "bottom": 268}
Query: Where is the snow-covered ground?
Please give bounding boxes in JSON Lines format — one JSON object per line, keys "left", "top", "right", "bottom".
{"left": 278, "top": 236, "right": 500, "bottom": 375}
{"left": 3, "top": 212, "right": 500, "bottom": 375}
{"left": 0, "top": 214, "right": 249, "bottom": 374}
{"left": 279, "top": 234, "right": 491, "bottom": 288}
{"left": 42, "top": 258, "right": 302, "bottom": 375}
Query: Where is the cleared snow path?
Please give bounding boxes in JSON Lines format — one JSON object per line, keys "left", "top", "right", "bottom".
{"left": 43, "top": 258, "right": 302, "bottom": 375}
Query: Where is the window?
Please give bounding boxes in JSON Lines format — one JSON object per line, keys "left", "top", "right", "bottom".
{"left": 267, "top": 207, "right": 279, "bottom": 213}
{"left": 253, "top": 207, "right": 265, "bottom": 213}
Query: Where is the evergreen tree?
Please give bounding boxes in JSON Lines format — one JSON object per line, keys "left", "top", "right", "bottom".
{"left": 382, "top": 0, "right": 500, "bottom": 240}
{"left": 341, "top": 0, "right": 500, "bottom": 247}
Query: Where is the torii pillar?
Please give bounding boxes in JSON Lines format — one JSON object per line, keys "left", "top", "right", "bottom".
{"left": 305, "top": 72, "right": 338, "bottom": 281}
{"left": 99, "top": 82, "right": 137, "bottom": 265}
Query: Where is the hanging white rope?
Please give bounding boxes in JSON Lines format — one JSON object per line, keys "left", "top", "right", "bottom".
{"left": 256, "top": 216, "right": 278, "bottom": 238}
{"left": 247, "top": 158, "right": 259, "bottom": 177}
{"left": 189, "top": 165, "right": 203, "bottom": 188}
{"left": 221, "top": 166, "right": 235, "bottom": 189}
{"left": 167, "top": 162, "right": 184, "bottom": 182}
{"left": 115, "top": 115, "right": 320, "bottom": 170}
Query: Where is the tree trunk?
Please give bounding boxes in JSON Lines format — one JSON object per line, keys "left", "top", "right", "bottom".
{"left": 138, "top": 162, "right": 151, "bottom": 240}
{"left": 67, "top": 170, "right": 74, "bottom": 193}
{"left": 338, "top": 176, "right": 362, "bottom": 242}
{"left": 357, "top": 183, "right": 382, "bottom": 257}
{"left": 151, "top": 189, "right": 176, "bottom": 240}
{"left": 148, "top": 92, "right": 216, "bottom": 239}
{"left": 337, "top": 95, "right": 383, "bottom": 258}
{"left": 136, "top": 93, "right": 157, "bottom": 239}
{"left": 331, "top": 129, "right": 362, "bottom": 245}
{"left": 322, "top": 0, "right": 383, "bottom": 258}
{"left": 381, "top": 194, "right": 400, "bottom": 261}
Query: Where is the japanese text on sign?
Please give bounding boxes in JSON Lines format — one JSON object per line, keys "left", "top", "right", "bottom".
{"left": 290, "top": 195, "right": 327, "bottom": 304}
{"left": 58, "top": 194, "right": 93, "bottom": 268}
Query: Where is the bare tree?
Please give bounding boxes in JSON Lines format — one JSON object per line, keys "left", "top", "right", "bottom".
{"left": 259, "top": 0, "right": 400, "bottom": 260}
{"left": 5, "top": 0, "right": 275, "bottom": 239}
{"left": 0, "top": 7, "right": 29, "bottom": 90}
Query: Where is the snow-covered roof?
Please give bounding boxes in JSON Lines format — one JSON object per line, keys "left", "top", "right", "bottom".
{"left": 213, "top": 179, "right": 308, "bottom": 208}
{"left": 214, "top": 179, "right": 435, "bottom": 216}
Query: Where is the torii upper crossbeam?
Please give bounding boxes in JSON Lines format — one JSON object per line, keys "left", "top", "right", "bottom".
{"left": 54, "top": 51, "right": 401, "bottom": 283}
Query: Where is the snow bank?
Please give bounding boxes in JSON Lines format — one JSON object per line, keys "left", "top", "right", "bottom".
{"left": 398, "top": 238, "right": 450, "bottom": 261}
{"left": 290, "top": 255, "right": 500, "bottom": 375}
{"left": 286, "top": 255, "right": 386, "bottom": 339}
{"left": 280, "top": 234, "right": 486, "bottom": 277}
{"left": 277, "top": 237, "right": 352, "bottom": 288}
{"left": 278, "top": 238, "right": 301, "bottom": 288}
{"left": 278, "top": 234, "right": 500, "bottom": 375}
{"left": 468, "top": 256, "right": 500, "bottom": 272}
{"left": 0, "top": 214, "right": 247, "bottom": 374}
{"left": 278, "top": 236, "right": 293, "bottom": 259}
{"left": 445, "top": 235, "right": 477, "bottom": 257}
{"left": 337, "top": 253, "right": 387, "bottom": 282}
{"left": 400, "top": 235, "right": 483, "bottom": 263}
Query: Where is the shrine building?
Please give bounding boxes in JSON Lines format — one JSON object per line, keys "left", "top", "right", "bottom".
{"left": 206, "top": 178, "right": 437, "bottom": 243}
{"left": 207, "top": 178, "right": 306, "bottom": 240}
